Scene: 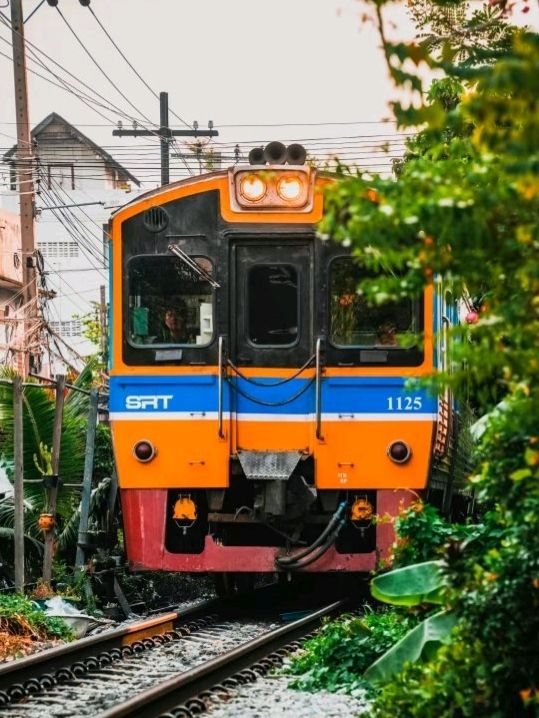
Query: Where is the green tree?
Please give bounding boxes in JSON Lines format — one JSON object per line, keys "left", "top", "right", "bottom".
{"left": 321, "top": 4, "right": 539, "bottom": 715}
{"left": 0, "top": 360, "right": 114, "bottom": 582}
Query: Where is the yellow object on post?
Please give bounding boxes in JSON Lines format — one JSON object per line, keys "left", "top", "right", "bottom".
{"left": 350, "top": 498, "right": 373, "bottom": 522}
{"left": 172, "top": 496, "right": 197, "bottom": 521}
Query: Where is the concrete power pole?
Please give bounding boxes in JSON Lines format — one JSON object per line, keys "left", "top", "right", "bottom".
{"left": 113, "top": 92, "right": 218, "bottom": 185}
{"left": 10, "top": 0, "right": 38, "bottom": 376}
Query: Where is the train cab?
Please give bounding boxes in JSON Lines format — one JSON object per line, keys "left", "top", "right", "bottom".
{"left": 108, "top": 143, "right": 455, "bottom": 575}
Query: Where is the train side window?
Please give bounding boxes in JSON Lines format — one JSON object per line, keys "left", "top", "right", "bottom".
{"left": 127, "top": 255, "right": 214, "bottom": 347}
{"left": 247, "top": 265, "right": 299, "bottom": 346}
{"left": 329, "top": 257, "right": 420, "bottom": 348}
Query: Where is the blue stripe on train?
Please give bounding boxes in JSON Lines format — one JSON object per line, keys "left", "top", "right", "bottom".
{"left": 110, "top": 375, "right": 437, "bottom": 416}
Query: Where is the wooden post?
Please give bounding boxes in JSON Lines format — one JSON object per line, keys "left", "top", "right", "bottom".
{"left": 42, "top": 374, "right": 65, "bottom": 583}
{"left": 75, "top": 389, "right": 99, "bottom": 569}
{"left": 10, "top": 0, "right": 38, "bottom": 376}
{"left": 13, "top": 377, "right": 25, "bottom": 592}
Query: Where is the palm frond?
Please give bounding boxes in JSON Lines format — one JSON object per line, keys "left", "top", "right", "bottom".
{"left": 0, "top": 526, "right": 43, "bottom": 552}
{"left": 57, "top": 477, "right": 112, "bottom": 552}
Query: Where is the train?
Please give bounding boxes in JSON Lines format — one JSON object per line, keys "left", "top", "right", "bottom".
{"left": 108, "top": 141, "right": 466, "bottom": 586}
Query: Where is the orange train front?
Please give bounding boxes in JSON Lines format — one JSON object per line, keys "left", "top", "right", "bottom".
{"left": 108, "top": 142, "right": 460, "bottom": 576}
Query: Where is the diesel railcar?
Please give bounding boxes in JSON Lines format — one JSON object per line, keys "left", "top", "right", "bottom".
{"left": 108, "top": 142, "right": 462, "bottom": 579}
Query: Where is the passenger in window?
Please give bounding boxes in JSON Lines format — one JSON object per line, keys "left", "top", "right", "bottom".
{"left": 159, "top": 303, "right": 190, "bottom": 343}
{"left": 376, "top": 321, "right": 398, "bottom": 346}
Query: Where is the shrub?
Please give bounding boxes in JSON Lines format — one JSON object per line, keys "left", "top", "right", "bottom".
{"left": 285, "top": 607, "right": 419, "bottom": 695}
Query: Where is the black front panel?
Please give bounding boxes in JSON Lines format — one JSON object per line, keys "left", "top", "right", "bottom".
{"left": 121, "top": 191, "right": 222, "bottom": 366}
{"left": 316, "top": 241, "right": 425, "bottom": 367}
{"left": 232, "top": 240, "right": 313, "bottom": 368}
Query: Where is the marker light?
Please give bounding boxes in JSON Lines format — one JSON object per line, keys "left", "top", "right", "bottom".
{"left": 133, "top": 440, "right": 156, "bottom": 463}
{"left": 277, "top": 175, "right": 302, "bottom": 201}
{"left": 351, "top": 498, "right": 373, "bottom": 522}
{"left": 239, "top": 175, "right": 266, "bottom": 202}
{"left": 387, "top": 440, "right": 412, "bottom": 464}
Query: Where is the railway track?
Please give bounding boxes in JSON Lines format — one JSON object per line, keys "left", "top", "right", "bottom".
{"left": 0, "top": 585, "right": 346, "bottom": 718}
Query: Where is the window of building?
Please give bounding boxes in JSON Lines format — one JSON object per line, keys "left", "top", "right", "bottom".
{"left": 329, "top": 257, "right": 421, "bottom": 347}
{"left": 128, "top": 255, "right": 214, "bottom": 347}
{"left": 247, "top": 265, "right": 299, "bottom": 346}
{"left": 39, "top": 241, "right": 79, "bottom": 259}
{"left": 50, "top": 320, "right": 82, "bottom": 337}
{"left": 47, "top": 164, "right": 75, "bottom": 190}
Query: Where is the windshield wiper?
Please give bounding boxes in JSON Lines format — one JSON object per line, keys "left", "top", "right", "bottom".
{"left": 168, "top": 244, "right": 220, "bottom": 288}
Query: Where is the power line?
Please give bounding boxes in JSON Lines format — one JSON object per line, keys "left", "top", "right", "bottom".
{"left": 0, "top": 15, "right": 166, "bottom": 143}
{"left": 84, "top": 3, "right": 192, "bottom": 130}
{"left": 53, "top": 5, "right": 155, "bottom": 127}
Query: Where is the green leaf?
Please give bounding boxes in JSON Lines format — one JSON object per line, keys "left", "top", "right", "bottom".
{"left": 364, "top": 610, "right": 457, "bottom": 685}
{"left": 370, "top": 560, "right": 446, "bottom": 606}
{"left": 509, "top": 468, "right": 532, "bottom": 482}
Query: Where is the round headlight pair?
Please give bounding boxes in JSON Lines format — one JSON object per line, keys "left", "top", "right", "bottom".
{"left": 239, "top": 175, "right": 303, "bottom": 203}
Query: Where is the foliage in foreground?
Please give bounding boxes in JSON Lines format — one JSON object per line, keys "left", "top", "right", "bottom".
{"left": 318, "top": 2, "right": 539, "bottom": 715}
{"left": 285, "top": 608, "right": 419, "bottom": 696}
{"left": 0, "top": 593, "right": 73, "bottom": 642}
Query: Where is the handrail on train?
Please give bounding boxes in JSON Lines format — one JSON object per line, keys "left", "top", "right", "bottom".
{"left": 315, "top": 336, "right": 324, "bottom": 440}
{"left": 218, "top": 335, "right": 225, "bottom": 438}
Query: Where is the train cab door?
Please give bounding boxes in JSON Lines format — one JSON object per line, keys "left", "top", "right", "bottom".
{"left": 230, "top": 239, "right": 314, "bottom": 453}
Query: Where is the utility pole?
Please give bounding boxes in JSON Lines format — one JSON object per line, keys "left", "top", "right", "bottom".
{"left": 10, "top": 0, "right": 38, "bottom": 376}
{"left": 13, "top": 376, "right": 24, "bottom": 592}
{"left": 113, "top": 92, "right": 218, "bottom": 185}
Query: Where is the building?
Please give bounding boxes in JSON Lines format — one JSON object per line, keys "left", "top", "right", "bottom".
{"left": 0, "top": 208, "right": 24, "bottom": 373}
{"left": 1, "top": 113, "right": 140, "bottom": 370}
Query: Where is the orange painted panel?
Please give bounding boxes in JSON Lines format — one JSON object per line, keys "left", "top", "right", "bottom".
{"left": 234, "top": 420, "right": 312, "bottom": 453}
{"left": 111, "top": 419, "right": 229, "bottom": 489}
{"left": 315, "top": 420, "right": 434, "bottom": 489}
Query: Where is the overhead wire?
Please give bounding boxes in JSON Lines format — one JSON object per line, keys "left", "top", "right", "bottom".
{"left": 84, "top": 3, "right": 192, "bottom": 129}
{"left": 53, "top": 5, "right": 155, "bottom": 127}
{"left": 0, "top": 13, "right": 165, "bottom": 143}
{"left": 36, "top": 179, "right": 108, "bottom": 276}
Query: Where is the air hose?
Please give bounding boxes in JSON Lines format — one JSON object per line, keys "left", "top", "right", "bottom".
{"left": 280, "top": 517, "right": 347, "bottom": 570}
{"left": 275, "top": 501, "right": 347, "bottom": 568}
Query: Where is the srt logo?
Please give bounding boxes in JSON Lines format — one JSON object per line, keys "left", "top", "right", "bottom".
{"left": 125, "top": 395, "right": 173, "bottom": 410}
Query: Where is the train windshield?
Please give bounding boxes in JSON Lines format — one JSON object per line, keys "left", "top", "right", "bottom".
{"left": 329, "top": 257, "right": 421, "bottom": 348}
{"left": 127, "top": 255, "right": 214, "bottom": 346}
{"left": 248, "top": 265, "right": 299, "bottom": 346}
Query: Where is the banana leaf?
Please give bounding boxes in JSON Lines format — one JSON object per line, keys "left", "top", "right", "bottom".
{"left": 370, "top": 560, "right": 445, "bottom": 606}
{"left": 364, "top": 610, "right": 457, "bottom": 684}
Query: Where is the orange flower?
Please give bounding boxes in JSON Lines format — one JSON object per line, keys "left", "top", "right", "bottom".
{"left": 365, "top": 188, "right": 380, "bottom": 204}
{"left": 339, "top": 294, "right": 355, "bottom": 307}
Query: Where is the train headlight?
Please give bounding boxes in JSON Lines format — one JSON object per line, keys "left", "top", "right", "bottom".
{"left": 239, "top": 175, "right": 267, "bottom": 202}
{"left": 277, "top": 175, "right": 302, "bottom": 201}
{"left": 387, "top": 440, "right": 412, "bottom": 464}
{"left": 133, "top": 439, "right": 156, "bottom": 463}
{"left": 230, "top": 166, "right": 313, "bottom": 211}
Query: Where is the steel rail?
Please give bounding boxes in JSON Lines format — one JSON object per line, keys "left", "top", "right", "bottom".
{"left": 0, "top": 596, "right": 223, "bottom": 697}
{"left": 95, "top": 599, "right": 345, "bottom": 718}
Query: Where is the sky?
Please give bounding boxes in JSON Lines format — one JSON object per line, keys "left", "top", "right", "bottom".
{"left": 0, "top": 0, "right": 537, "bottom": 186}
{"left": 0, "top": 0, "right": 420, "bottom": 185}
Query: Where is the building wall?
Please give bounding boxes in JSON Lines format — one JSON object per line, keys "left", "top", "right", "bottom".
{"left": 1, "top": 120, "right": 139, "bottom": 371}
{"left": 0, "top": 209, "right": 23, "bottom": 372}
